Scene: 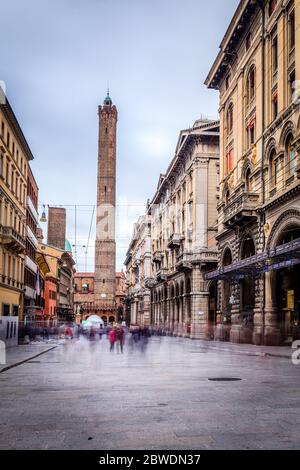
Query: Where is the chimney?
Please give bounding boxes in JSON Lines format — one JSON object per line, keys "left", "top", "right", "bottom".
{"left": 47, "top": 207, "right": 66, "bottom": 250}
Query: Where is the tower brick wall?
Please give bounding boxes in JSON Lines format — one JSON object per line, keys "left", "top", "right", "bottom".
{"left": 94, "top": 93, "right": 117, "bottom": 305}
{"left": 47, "top": 207, "right": 66, "bottom": 250}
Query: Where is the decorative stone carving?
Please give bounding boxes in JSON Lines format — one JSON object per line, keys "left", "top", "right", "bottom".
{"left": 251, "top": 145, "right": 257, "bottom": 165}
{"left": 264, "top": 222, "right": 270, "bottom": 238}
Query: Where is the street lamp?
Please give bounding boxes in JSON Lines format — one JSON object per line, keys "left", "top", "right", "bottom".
{"left": 40, "top": 205, "right": 47, "bottom": 223}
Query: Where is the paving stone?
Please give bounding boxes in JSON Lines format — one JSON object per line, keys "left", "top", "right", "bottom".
{"left": 0, "top": 336, "right": 299, "bottom": 449}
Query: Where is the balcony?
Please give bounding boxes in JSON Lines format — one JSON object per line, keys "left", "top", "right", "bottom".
{"left": 24, "top": 285, "right": 36, "bottom": 300}
{"left": 27, "top": 195, "right": 39, "bottom": 224}
{"left": 156, "top": 268, "right": 169, "bottom": 282}
{"left": 175, "top": 253, "right": 192, "bottom": 272}
{"left": 168, "top": 233, "right": 184, "bottom": 249}
{"left": 153, "top": 250, "right": 163, "bottom": 262}
{"left": 223, "top": 192, "right": 259, "bottom": 228}
{"left": 144, "top": 277, "right": 157, "bottom": 289}
{"left": 26, "top": 225, "right": 38, "bottom": 248}
{"left": 25, "top": 255, "right": 38, "bottom": 274}
{"left": 0, "top": 225, "right": 26, "bottom": 253}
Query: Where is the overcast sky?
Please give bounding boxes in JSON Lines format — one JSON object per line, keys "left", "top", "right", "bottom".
{"left": 1, "top": 0, "right": 239, "bottom": 271}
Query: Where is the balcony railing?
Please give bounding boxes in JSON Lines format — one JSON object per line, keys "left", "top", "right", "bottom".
{"left": 144, "top": 277, "right": 157, "bottom": 289}
{"left": 223, "top": 192, "right": 259, "bottom": 228}
{"left": 0, "top": 225, "right": 26, "bottom": 253}
{"left": 168, "top": 233, "right": 184, "bottom": 249}
{"left": 175, "top": 253, "right": 192, "bottom": 272}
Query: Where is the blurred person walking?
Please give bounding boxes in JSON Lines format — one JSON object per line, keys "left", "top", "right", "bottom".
{"left": 108, "top": 327, "right": 117, "bottom": 352}
{"left": 116, "top": 325, "right": 125, "bottom": 353}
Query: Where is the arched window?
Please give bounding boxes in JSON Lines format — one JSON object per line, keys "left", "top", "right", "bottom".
{"left": 245, "top": 167, "right": 251, "bottom": 192}
{"left": 226, "top": 103, "right": 234, "bottom": 136}
{"left": 246, "top": 65, "right": 256, "bottom": 104}
{"left": 268, "top": 0, "right": 277, "bottom": 17}
{"left": 270, "top": 148, "right": 278, "bottom": 187}
{"left": 285, "top": 133, "right": 295, "bottom": 177}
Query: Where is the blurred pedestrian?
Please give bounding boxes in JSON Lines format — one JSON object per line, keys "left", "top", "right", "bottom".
{"left": 116, "top": 325, "right": 125, "bottom": 353}
{"left": 108, "top": 327, "right": 116, "bottom": 351}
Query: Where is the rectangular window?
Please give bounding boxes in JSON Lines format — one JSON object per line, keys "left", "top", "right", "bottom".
{"left": 4, "top": 205, "right": 7, "bottom": 225}
{"left": 272, "top": 34, "right": 278, "bottom": 75}
{"left": 2, "top": 252, "right": 6, "bottom": 281}
{"left": 289, "top": 10, "right": 295, "bottom": 51}
{"left": 289, "top": 69, "right": 295, "bottom": 104}
{"left": 2, "top": 304, "right": 10, "bottom": 316}
{"left": 272, "top": 92, "right": 278, "bottom": 120}
{"left": 12, "top": 305, "right": 18, "bottom": 316}
{"left": 0, "top": 153, "right": 3, "bottom": 177}
{"left": 7, "top": 255, "right": 11, "bottom": 284}
{"left": 247, "top": 120, "right": 256, "bottom": 147}
{"left": 6, "top": 162, "right": 9, "bottom": 185}
{"left": 269, "top": 0, "right": 277, "bottom": 17}
{"left": 225, "top": 149, "right": 234, "bottom": 175}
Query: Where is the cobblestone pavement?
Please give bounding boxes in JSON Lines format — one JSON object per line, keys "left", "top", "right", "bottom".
{"left": 0, "top": 335, "right": 299, "bottom": 450}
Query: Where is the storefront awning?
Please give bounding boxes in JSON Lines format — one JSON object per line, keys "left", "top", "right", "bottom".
{"left": 206, "top": 237, "right": 300, "bottom": 280}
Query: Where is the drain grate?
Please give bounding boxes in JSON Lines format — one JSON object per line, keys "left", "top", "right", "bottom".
{"left": 208, "top": 377, "right": 242, "bottom": 382}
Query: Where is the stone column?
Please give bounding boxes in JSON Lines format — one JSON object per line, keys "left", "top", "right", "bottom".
{"left": 253, "top": 274, "right": 264, "bottom": 345}
{"left": 214, "top": 279, "right": 223, "bottom": 341}
{"left": 264, "top": 271, "right": 281, "bottom": 345}
{"left": 229, "top": 280, "right": 241, "bottom": 343}
{"left": 190, "top": 267, "right": 210, "bottom": 340}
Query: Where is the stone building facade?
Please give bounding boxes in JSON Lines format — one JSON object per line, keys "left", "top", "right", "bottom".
{"left": 40, "top": 242, "right": 76, "bottom": 322}
{"left": 205, "top": 0, "right": 300, "bottom": 345}
{"left": 24, "top": 164, "right": 39, "bottom": 319}
{"left": 124, "top": 214, "right": 152, "bottom": 327}
{"left": 146, "top": 119, "right": 220, "bottom": 338}
{"left": 47, "top": 207, "right": 66, "bottom": 251}
{"left": 74, "top": 272, "right": 126, "bottom": 324}
{"left": 0, "top": 90, "right": 33, "bottom": 344}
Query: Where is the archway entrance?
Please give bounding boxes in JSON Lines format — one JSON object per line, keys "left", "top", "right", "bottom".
{"left": 208, "top": 281, "right": 218, "bottom": 340}
{"left": 209, "top": 281, "right": 217, "bottom": 324}
{"left": 274, "top": 225, "right": 300, "bottom": 343}
{"left": 222, "top": 248, "right": 232, "bottom": 318}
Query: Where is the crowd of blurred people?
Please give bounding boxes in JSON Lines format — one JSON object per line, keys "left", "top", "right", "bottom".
{"left": 19, "top": 321, "right": 173, "bottom": 354}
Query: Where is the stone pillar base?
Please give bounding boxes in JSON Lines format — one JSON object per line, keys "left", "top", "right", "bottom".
{"left": 191, "top": 322, "right": 215, "bottom": 341}
{"left": 252, "top": 327, "right": 262, "bottom": 345}
{"left": 172, "top": 322, "right": 179, "bottom": 336}
{"left": 214, "top": 323, "right": 230, "bottom": 342}
{"left": 264, "top": 327, "right": 282, "bottom": 346}
{"left": 176, "top": 323, "right": 184, "bottom": 337}
{"left": 230, "top": 325, "right": 253, "bottom": 344}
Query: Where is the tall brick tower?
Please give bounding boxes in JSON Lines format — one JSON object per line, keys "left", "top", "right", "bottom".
{"left": 94, "top": 91, "right": 117, "bottom": 305}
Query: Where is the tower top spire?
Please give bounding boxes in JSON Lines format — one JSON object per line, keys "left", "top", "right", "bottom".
{"left": 103, "top": 89, "right": 112, "bottom": 106}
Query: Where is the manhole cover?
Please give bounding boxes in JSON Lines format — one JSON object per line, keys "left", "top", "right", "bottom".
{"left": 208, "top": 377, "right": 242, "bottom": 381}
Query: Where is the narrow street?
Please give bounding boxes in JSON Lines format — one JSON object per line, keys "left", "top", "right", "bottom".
{"left": 0, "top": 335, "right": 299, "bottom": 450}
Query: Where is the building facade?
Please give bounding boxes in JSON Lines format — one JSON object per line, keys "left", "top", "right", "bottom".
{"left": 124, "top": 214, "right": 152, "bottom": 327}
{"left": 94, "top": 92, "right": 117, "bottom": 306}
{"left": 0, "top": 92, "right": 34, "bottom": 344}
{"left": 146, "top": 119, "right": 220, "bottom": 338}
{"left": 24, "top": 164, "right": 39, "bottom": 320}
{"left": 74, "top": 272, "right": 125, "bottom": 324}
{"left": 205, "top": 0, "right": 300, "bottom": 345}
{"left": 40, "top": 242, "right": 75, "bottom": 322}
